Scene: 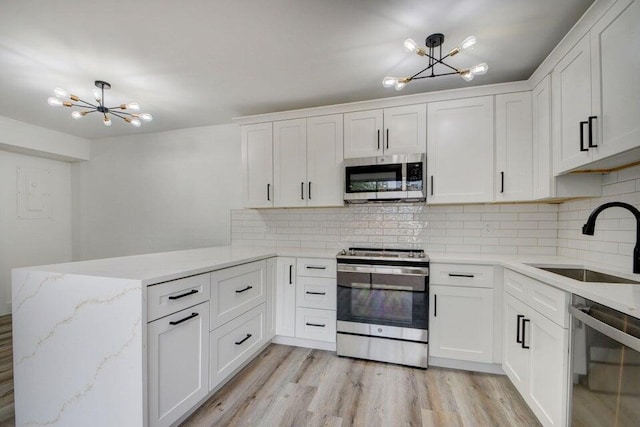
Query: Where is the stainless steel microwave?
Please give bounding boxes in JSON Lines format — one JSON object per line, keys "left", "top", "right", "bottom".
{"left": 344, "top": 153, "right": 426, "bottom": 203}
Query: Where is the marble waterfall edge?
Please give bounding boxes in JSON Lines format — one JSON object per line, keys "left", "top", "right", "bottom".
{"left": 12, "top": 269, "right": 144, "bottom": 426}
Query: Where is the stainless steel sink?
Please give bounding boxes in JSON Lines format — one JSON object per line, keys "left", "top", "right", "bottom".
{"left": 531, "top": 266, "right": 640, "bottom": 284}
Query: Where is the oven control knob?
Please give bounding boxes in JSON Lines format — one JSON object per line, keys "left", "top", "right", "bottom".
{"left": 408, "top": 251, "right": 415, "bottom": 258}
{"left": 377, "top": 328, "right": 383, "bottom": 333}
{"left": 349, "top": 249, "right": 356, "bottom": 256}
{"left": 419, "top": 251, "right": 425, "bottom": 258}
{"left": 339, "top": 249, "right": 347, "bottom": 256}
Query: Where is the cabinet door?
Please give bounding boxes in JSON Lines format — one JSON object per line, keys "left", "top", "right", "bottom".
{"left": 591, "top": 0, "right": 640, "bottom": 161}
{"left": 502, "top": 293, "right": 529, "bottom": 395}
{"left": 496, "top": 92, "right": 533, "bottom": 202}
{"left": 552, "top": 35, "right": 593, "bottom": 173}
{"left": 532, "top": 75, "right": 553, "bottom": 199}
{"left": 343, "top": 110, "right": 383, "bottom": 158}
{"left": 274, "top": 118, "right": 307, "bottom": 207}
{"left": 429, "top": 285, "right": 494, "bottom": 363}
{"left": 266, "top": 257, "right": 277, "bottom": 341}
{"left": 383, "top": 104, "right": 426, "bottom": 155}
{"left": 275, "top": 257, "right": 296, "bottom": 337}
{"left": 241, "top": 123, "right": 273, "bottom": 208}
{"left": 427, "top": 96, "right": 494, "bottom": 204}
{"left": 148, "top": 302, "right": 209, "bottom": 427}
{"left": 527, "top": 308, "right": 569, "bottom": 427}
{"left": 306, "top": 114, "right": 344, "bottom": 207}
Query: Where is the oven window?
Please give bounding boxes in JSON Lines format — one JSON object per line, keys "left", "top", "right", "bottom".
{"left": 337, "top": 270, "right": 428, "bottom": 329}
{"left": 346, "top": 163, "right": 402, "bottom": 193}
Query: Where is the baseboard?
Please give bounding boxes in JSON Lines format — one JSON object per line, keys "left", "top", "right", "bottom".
{"left": 272, "top": 335, "right": 336, "bottom": 352}
{"left": 429, "top": 356, "right": 505, "bottom": 375}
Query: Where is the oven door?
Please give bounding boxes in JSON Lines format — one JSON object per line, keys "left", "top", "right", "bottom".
{"left": 337, "top": 264, "right": 429, "bottom": 333}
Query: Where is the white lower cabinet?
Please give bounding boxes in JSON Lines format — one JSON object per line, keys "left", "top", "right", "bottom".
{"left": 503, "top": 270, "right": 569, "bottom": 427}
{"left": 209, "top": 304, "right": 266, "bottom": 390}
{"left": 429, "top": 285, "right": 494, "bottom": 363}
{"left": 295, "top": 307, "right": 336, "bottom": 342}
{"left": 275, "top": 257, "right": 297, "bottom": 337}
{"left": 148, "top": 302, "right": 210, "bottom": 427}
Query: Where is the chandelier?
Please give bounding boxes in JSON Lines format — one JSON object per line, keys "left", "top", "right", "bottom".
{"left": 47, "top": 80, "right": 153, "bottom": 127}
{"left": 382, "top": 33, "right": 488, "bottom": 91}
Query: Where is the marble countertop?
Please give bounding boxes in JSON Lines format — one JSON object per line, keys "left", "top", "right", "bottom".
{"left": 16, "top": 245, "right": 640, "bottom": 318}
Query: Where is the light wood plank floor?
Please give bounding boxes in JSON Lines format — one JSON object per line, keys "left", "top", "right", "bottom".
{"left": 0, "top": 315, "right": 14, "bottom": 427}
{"left": 182, "top": 344, "right": 540, "bottom": 427}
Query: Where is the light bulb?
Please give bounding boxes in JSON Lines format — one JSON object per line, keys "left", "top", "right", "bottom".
{"left": 47, "top": 97, "right": 63, "bottom": 107}
{"left": 92, "top": 88, "right": 102, "bottom": 101}
{"left": 130, "top": 118, "right": 142, "bottom": 127}
{"left": 139, "top": 113, "right": 153, "bottom": 122}
{"left": 123, "top": 102, "right": 140, "bottom": 111}
{"left": 54, "top": 87, "right": 70, "bottom": 98}
{"left": 382, "top": 76, "right": 398, "bottom": 88}
{"left": 103, "top": 116, "right": 112, "bottom": 126}
{"left": 394, "top": 80, "right": 407, "bottom": 91}
{"left": 461, "top": 35, "right": 477, "bottom": 50}
{"left": 470, "top": 63, "right": 488, "bottom": 75}
{"left": 404, "top": 38, "right": 419, "bottom": 53}
{"left": 71, "top": 111, "right": 83, "bottom": 120}
{"left": 460, "top": 70, "right": 474, "bottom": 82}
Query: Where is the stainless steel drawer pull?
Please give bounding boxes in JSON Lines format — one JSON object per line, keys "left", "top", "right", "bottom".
{"left": 306, "top": 291, "right": 326, "bottom": 295}
{"left": 168, "top": 289, "right": 198, "bottom": 300}
{"left": 234, "top": 333, "right": 252, "bottom": 345}
{"left": 306, "top": 322, "right": 326, "bottom": 328}
{"left": 448, "top": 273, "right": 474, "bottom": 278}
{"left": 169, "top": 312, "right": 199, "bottom": 326}
{"left": 235, "top": 285, "right": 253, "bottom": 293}
{"left": 306, "top": 266, "right": 327, "bottom": 270}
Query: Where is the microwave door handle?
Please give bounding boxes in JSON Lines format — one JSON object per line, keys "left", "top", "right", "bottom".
{"left": 569, "top": 305, "right": 640, "bottom": 352}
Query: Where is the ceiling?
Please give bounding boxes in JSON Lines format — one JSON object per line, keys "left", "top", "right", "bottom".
{"left": 0, "top": 0, "right": 594, "bottom": 139}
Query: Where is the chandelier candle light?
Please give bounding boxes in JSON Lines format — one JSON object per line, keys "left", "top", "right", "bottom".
{"left": 383, "top": 33, "right": 488, "bottom": 90}
{"left": 47, "top": 80, "right": 152, "bottom": 127}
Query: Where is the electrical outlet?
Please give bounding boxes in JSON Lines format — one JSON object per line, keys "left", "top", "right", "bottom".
{"left": 482, "top": 222, "right": 494, "bottom": 236}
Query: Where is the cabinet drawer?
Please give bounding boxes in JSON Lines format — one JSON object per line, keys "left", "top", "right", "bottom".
{"left": 296, "top": 276, "right": 336, "bottom": 310}
{"left": 147, "top": 273, "right": 210, "bottom": 322}
{"left": 295, "top": 308, "right": 336, "bottom": 342}
{"left": 297, "top": 258, "right": 336, "bottom": 278}
{"left": 211, "top": 260, "right": 266, "bottom": 330}
{"left": 504, "top": 269, "right": 569, "bottom": 328}
{"left": 430, "top": 263, "right": 495, "bottom": 288}
{"left": 209, "top": 304, "right": 265, "bottom": 390}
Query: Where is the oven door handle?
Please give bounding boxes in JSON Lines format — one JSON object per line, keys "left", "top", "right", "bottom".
{"left": 569, "top": 305, "right": 640, "bottom": 352}
{"left": 338, "top": 264, "right": 429, "bottom": 276}
{"left": 339, "top": 282, "right": 372, "bottom": 289}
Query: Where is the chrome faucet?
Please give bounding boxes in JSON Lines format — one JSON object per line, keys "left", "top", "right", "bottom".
{"left": 582, "top": 202, "right": 640, "bottom": 274}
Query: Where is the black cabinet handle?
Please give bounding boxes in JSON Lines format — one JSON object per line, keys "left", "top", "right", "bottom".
{"left": 289, "top": 265, "right": 293, "bottom": 284}
{"left": 306, "top": 266, "right": 327, "bottom": 270}
{"left": 434, "top": 294, "right": 437, "bottom": 317}
{"left": 430, "top": 175, "right": 434, "bottom": 196}
{"left": 521, "top": 318, "right": 530, "bottom": 349}
{"left": 500, "top": 171, "right": 504, "bottom": 193}
{"left": 448, "top": 273, "right": 474, "bottom": 278}
{"left": 169, "top": 312, "right": 199, "bottom": 326}
{"left": 301, "top": 182, "right": 304, "bottom": 200}
{"left": 516, "top": 314, "right": 524, "bottom": 343}
{"left": 308, "top": 182, "right": 312, "bottom": 200}
{"left": 386, "top": 128, "right": 389, "bottom": 149}
{"left": 168, "top": 289, "right": 198, "bottom": 300}
{"left": 377, "top": 129, "right": 380, "bottom": 150}
{"left": 267, "top": 183, "right": 271, "bottom": 201}
{"left": 588, "top": 116, "right": 598, "bottom": 148}
{"left": 235, "top": 333, "right": 252, "bottom": 345}
{"left": 306, "top": 322, "right": 326, "bottom": 328}
{"left": 306, "top": 291, "right": 326, "bottom": 295}
{"left": 235, "top": 285, "right": 253, "bottom": 293}
{"left": 580, "top": 121, "right": 589, "bottom": 152}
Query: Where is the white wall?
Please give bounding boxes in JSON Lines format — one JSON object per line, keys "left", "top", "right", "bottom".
{"left": 0, "top": 150, "right": 73, "bottom": 315}
{"left": 72, "top": 124, "right": 243, "bottom": 260}
{"left": 558, "top": 164, "right": 640, "bottom": 273}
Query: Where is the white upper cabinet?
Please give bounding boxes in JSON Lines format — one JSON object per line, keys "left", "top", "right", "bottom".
{"left": 273, "top": 115, "right": 344, "bottom": 207}
{"left": 306, "top": 115, "right": 344, "bottom": 206}
{"left": 495, "top": 92, "right": 533, "bottom": 202}
{"left": 344, "top": 104, "right": 426, "bottom": 158}
{"left": 553, "top": 0, "right": 640, "bottom": 173}
{"left": 532, "top": 76, "right": 554, "bottom": 199}
{"left": 241, "top": 123, "right": 273, "bottom": 208}
{"left": 274, "top": 118, "right": 307, "bottom": 207}
{"left": 427, "top": 96, "right": 494, "bottom": 204}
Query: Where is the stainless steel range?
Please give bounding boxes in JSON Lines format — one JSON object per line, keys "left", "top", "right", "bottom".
{"left": 336, "top": 247, "right": 429, "bottom": 368}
